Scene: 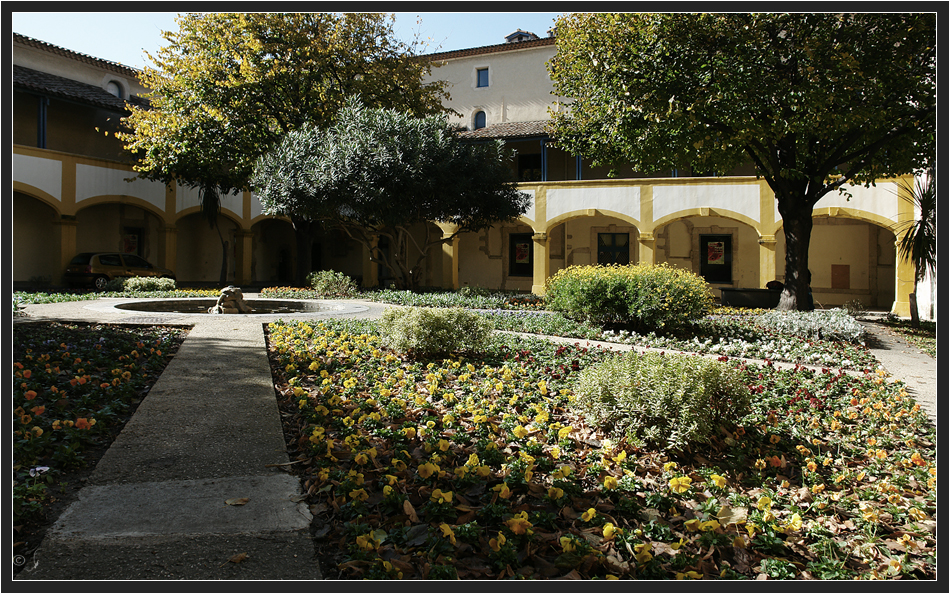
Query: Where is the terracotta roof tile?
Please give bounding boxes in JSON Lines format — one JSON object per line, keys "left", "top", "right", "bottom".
{"left": 458, "top": 120, "right": 551, "bottom": 140}
{"left": 13, "top": 32, "right": 142, "bottom": 77}
{"left": 426, "top": 36, "right": 556, "bottom": 62}
{"left": 13, "top": 65, "right": 147, "bottom": 112}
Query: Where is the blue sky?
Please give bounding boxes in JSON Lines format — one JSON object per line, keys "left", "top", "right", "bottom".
{"left": 11, "top": 11, "right": 564, "bottom": 70}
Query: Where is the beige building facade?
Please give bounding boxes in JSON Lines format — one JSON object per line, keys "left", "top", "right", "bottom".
{"left": 11, "top": 31, "right": 928, "bottom": 316}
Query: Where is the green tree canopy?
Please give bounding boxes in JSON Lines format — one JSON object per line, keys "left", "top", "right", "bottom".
{"left": 117, "top": 13, "right": 450, "bottom": 283}
{"left": 549, "top": 13, "right": 935, "bottom": 310}
{"left": 252, "top": 100, "right": 530, "bottom": 289}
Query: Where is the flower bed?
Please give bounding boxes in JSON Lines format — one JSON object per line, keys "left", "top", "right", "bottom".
{"left": 266, "top": 318, "right": 936, "bottom": 580}
{"left": 12, "top": 322, "right": 188, "bottom": 528}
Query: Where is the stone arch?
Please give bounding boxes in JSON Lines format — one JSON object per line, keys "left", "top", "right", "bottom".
{"left": 652, "top": 208, "right": 763, "bottom": 240}
{"left": 544, "top": 209, "right": 642, "bottom": 235}
{"left": 774, "top": 208, "right": 899, "bottom": 309}
{"left": 74, "top": 195, "right": 170, "bottom": 227}
{"left": 13, "top": 191, "right": 62, "bottom": 283}
{"left": 654, "top": 212, "right": 761, "bottom": 289}
{"left": 173, "top": 210, "right": 243, "bottom": 284}
{"left": 12, "top": 182, "right": 63, "bottom": 215}
{"left": 72, "top": 200, "right": 166, "bottom": 264}
{"left": 250, "top": 216, "right": 297, "bottom": 285}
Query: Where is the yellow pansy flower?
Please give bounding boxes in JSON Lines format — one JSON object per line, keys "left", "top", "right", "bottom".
{"left": 430, "top": 489, "right": 453, "bottom": 504}
{"left": 489, "top": 532, "right": 506, "bottom": 552}
{"left": 668, "top": 476, "right": 692, "bottom": 494}
{"left": 439, "top": 523, "right": 457, "bottom": 545}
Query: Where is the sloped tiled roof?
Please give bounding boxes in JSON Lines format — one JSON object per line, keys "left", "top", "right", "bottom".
{"left": 13, "top": 64, "right": 147, "bottom": 112}
{"left": 426, "top": 36, "right": 556, "bottom": 62}
{"left": 457, "top": 120, "right": 551, "bottom": 140}
{"left": 13, "top": 32, "right": 142, "bottom": 77}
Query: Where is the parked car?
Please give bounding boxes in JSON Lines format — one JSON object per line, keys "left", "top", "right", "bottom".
{"left": 64, "top": 252, "right": 175, "bottom": 290}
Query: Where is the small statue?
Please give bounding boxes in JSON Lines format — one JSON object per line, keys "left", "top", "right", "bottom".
{"left": 208, "top": 286, "right": 253, "bottom": 314}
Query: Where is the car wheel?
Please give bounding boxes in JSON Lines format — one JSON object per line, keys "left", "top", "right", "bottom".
{"left": 93, "top": 276, "right": 110, "bottom": 291}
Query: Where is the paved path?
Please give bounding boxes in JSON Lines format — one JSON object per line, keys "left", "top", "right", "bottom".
{"left": 15, "top": 296, "right": 385, "bottom": 580}
{"left": 14, "top": 297, "right": 935, "bottom": 579}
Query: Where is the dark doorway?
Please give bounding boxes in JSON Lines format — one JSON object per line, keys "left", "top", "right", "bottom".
{"left": 700, "top": 234, "right": 732, "bottom": 283}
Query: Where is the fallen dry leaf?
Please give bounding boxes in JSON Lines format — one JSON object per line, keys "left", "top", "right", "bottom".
{"left": 220, "top": 552, "right": 247, "bottom": 567}
{"left": 225, "top": 497, "right": 250, "bottom": 506}
{"left": 403, "top": 499, "right": 419, "bottom": 522}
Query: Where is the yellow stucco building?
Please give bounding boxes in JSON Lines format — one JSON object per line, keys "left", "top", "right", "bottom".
{"left": 11, "top": 30, "right": 928, "bottom": 317}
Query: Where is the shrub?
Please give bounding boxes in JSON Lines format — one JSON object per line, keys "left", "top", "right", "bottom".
{"left": 123, "top": 276, "right": 177, "bottom": 292}
{"left": 307, "top": 269, "right": 359, "bottom": 298}
{"left": 754, "top": 308, "right": 866, "bottom": 344}
{"left": 104, "top": 276, "right": 176, "bottom": 292}
{"left": 378, "top": 307, "right": 494, "bottom": 358}
{"left": 572, "top": 351, "right": 751, "bottom": 452}
{"left": 545, "top": 263, "right": 713, "bottom": 332}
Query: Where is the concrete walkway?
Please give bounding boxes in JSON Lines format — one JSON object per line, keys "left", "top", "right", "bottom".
{"left": 14, "top": 297, "right": 935, "bottom": 579}
{"left": 15, "top": 296, "right": 385, "bottom": 580}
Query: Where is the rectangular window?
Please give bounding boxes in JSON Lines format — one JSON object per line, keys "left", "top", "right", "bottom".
{"left": 509, "top": 233, "right": 533, "bottom": 277}
{"left": 476, "top": 67, "right": 489, "bottom": 88}
{"left": 597, "top": 233, "right": 630, "bottom": 265}
{"left": 700, "top": 234, "right": 732, "bottom": 283}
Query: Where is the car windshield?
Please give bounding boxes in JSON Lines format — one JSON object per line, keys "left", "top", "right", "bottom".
{"left": 122, "top": 254, "right": 151, "bottom": 268}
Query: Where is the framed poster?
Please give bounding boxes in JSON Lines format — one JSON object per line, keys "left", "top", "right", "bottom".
{"left": 509, "top": 233, "right": 533, "bottom": 277}
{"left": 700, "top": 235, "right": 732, "bottom": 283}
{"left": 514, "top": 241, "right": 531, "bottom": 264}
{"left": 707, "top": 241, "right": 725, "bottom": 264}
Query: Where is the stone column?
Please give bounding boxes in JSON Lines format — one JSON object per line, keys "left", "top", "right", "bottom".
{"left": 437, "top": 224, "right": 461, "bottom": 290}
{"left": 531, "top": 232, "right": 549, "bottom": 295}
{"left": 637, "top": 232, "right": 656, "bottom": 266}
{"left": 158, "top": 225, "right": 178, "bottom": 277}
{"left": 891, "top": 180, "right": 917, "bottom": 317}
{"left": 53, "top": 216, "right": 78, "bottom": 285}
{"left": 758, "top": 235, "right": 777, "bottom": 287}
{"left": 235, "top": 230, "right": 255, "bottom": 286}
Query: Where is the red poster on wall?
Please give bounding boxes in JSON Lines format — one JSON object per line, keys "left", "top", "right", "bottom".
{"left": 707, "top": 241, "right": 724, "bottom": 264}
{"left": 515, "top": 242, "right": 531, "bottom": 264}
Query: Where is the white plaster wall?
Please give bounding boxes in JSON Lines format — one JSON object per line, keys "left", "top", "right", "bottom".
{"left": 547, "top": 186, "right": 640, "bottom": 222}
{"left": 780, "top": 182, "right": 900, "bottom": 223}
{"left": 13, "top": 153, "right": 62, "bottom": 200}
{"left": 427, "top": 44, "right": 559, "bottom": 128}
{"left": 521, "top": 189, "right": 536, "bottom": 224}
{"left": 654, "top": 183, "right": 760, "bottom": 222}
{"left": 75, "top": 164, "right": 165, "bottom": 210}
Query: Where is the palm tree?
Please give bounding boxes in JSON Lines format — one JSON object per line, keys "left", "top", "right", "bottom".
{"left": 894, "top": 171, "right": 936, "bottom": 327}
{"left": 200, "top": 183, "right": 230, "bottom": 287}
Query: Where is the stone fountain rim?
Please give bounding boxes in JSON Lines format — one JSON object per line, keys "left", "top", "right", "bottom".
{"left": 83, "top": 297, "right": 370, "bottom": 318}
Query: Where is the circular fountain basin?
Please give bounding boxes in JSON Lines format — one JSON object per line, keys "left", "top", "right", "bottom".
{"left": 106, "top": 298, "right": 364, "bottom": 316}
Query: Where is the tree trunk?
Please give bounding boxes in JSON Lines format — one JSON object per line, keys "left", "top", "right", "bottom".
{"left": 776, "top": 199, "right": 815, "bottom": 311}
{"left": 214, "top": 219, "right": 229, "bottom": 287}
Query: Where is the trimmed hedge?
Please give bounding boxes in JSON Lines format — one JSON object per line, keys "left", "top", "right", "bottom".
{"left": 545, "top": 263, "right": 713, "bottom": 331}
